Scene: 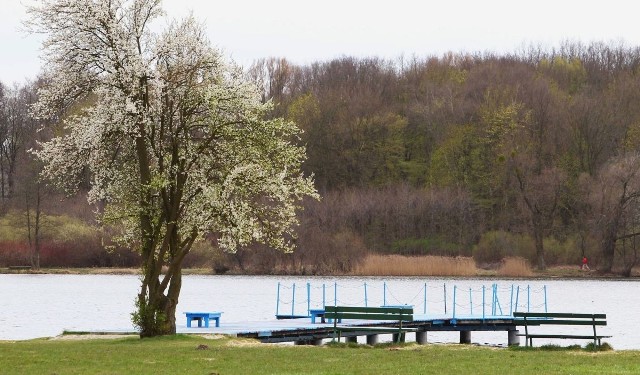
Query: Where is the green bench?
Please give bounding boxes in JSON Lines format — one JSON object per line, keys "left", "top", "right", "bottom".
{"left": 324, "top": 306, "right": 416, "bottom": 344}
{"left": 514, "top": 312, "right": 611, "bottom": 347}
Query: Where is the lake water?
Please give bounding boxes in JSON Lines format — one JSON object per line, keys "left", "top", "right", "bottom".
{"left": 1, "top": 274, "right": 638, "bottom": 349}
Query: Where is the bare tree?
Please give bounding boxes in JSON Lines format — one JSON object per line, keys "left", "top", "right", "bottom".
{"left": 589, "top": 153, "right": 640, "bottom": 273}
{"left": 512, "top": 165, "right": 567, "bottom": 270}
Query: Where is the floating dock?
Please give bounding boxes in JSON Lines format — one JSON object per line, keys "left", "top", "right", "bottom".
{"left": 172, "top": 314, "right": 520, "bottom": 346}
{"left": 68, "top": 281, "right": 543, "bottom": 346}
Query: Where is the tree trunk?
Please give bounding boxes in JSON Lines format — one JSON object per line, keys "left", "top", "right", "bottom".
{"left": 531, "top": 212, "right": 546, "bottom": 270}
{"left": 137, "top": 279, "right": 179, "bottom": 337}
{"left": 33, "top": 185, "right": 41, "bottom": 270}
{"left": 534, "top": 228, "right": 546, "bottom": 270}
{"left": 601, "top": 211, "right": 621, "bottom": 273}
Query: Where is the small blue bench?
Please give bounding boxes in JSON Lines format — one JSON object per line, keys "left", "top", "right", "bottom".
{"left": 310, "top": 309, "right": 327, "bottom": 324}
{"left": 185, "top": 312, "right": 222, "bottom": 328}
{"left": 309, "top": 308, "right": 341, "bottom": 324}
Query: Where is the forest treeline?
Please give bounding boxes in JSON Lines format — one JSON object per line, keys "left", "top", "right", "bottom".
{"left": 3, "top": 41, "right": 640, "bottom": 275}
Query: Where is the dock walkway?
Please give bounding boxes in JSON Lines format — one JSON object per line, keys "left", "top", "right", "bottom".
{"left": 67, "top": 314, "right": 519, "bottom": 345}
{"left": 178, "top": 314, "right": 519, "bottom": 345}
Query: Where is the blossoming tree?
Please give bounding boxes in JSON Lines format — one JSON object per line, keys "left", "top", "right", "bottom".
{"left": 27, "top": 0, "right": 317, "bottom": 337}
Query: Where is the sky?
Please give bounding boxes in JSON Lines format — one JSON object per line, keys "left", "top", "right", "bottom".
{"left": 2, "top": 0, "right": 640, "bottom": 85}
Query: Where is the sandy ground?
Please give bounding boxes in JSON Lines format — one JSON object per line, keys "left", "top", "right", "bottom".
{"left": 51, "top": 333, "right": 228, "bottom": 341}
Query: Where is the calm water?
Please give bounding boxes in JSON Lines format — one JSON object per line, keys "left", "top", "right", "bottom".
{"left": 1, "top": 275, "right": 638, "bottom": 349}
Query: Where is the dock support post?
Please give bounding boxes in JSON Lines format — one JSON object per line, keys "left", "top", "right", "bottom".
{"left": 366, "top": 334, "right": 379, "bottom": 345}
{"left": 295, "top": 339, "right": 323, "bottom": 346}
{"left": 345, "top": 336, "right": 358, "bottom": 344}
{"left": 392, "top": 333, "right": 406, "bottom": 343}
{"left": 460, "top": 331, "right": 471, "bottom": 344}
{"left": 416, "top": 331, "right": 428, "bottom": 345}
{"left": 508, "top": 330, "right": 520, "bottom": 346}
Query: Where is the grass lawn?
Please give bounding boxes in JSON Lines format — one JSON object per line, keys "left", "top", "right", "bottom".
{"left": 0, "top": 335, "right": 639, "bottom": 375}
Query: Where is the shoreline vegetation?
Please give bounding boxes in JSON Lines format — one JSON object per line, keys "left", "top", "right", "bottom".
{"left": 2, "top": 254, "right": 637, "bottom": 279}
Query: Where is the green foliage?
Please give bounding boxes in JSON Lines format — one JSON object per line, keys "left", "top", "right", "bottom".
{"left": 0, "top": 210, "right": 96, "bottom": 243}
{"left": 538, "top": 57, "right": 587, "bottom": 94}
{"left": 391, "top": 237, "right": 463, "bottom": 256}
{"left": 473, "top": 231, "right": 536, "bottom": 264}
{"left": 585, "top": 342, "right": 613, "bottom": 351}
{"left": 131, "top": 293, "right": 168, "bottom": 338}
{"left": 42, "top": 215, "right": 98, "bottom": 242}
{"left": 287, "top": 92, "right": 321, "bottom": 129}
{"left": 0, "top": 212, "right": 28, "bottom": 242}
{"left": 429, "top": 124, "right": 477, "bottom": 188}
{"left": 473, "top": 231, "right": 582, "bottom": 266}
{"left": 543, "top": 236, "right": 581, "bottom": 266}
{"left": 429, "top": 101, "right": 523, "bottom": 210}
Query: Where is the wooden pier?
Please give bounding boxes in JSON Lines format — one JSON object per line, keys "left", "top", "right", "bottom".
{"left": 169, "top": 314, "right": 521, "bottom": 346}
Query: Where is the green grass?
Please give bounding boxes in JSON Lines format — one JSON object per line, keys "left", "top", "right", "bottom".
{"left": 0, "top": 335, "right": 638, "bottom": 375}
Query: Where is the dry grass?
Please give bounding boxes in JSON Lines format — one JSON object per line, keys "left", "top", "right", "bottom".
{"left": 497, "top": 257, "right": 533, "bottom": 277}
{"left": 353, "top": 255, "right": 477, "bottom": 276}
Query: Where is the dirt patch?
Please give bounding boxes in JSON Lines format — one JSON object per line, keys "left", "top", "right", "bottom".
{"left": 225, "top": 338, "right": 263, "bottom": 347}
{"left": 198, "top": 334, "right": 226, "bottom": 340}
{"left": 52, "top": 334, "right": 137, "bottom": 341}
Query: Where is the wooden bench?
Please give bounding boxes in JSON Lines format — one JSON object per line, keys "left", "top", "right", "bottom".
{"left": 513, "top": 312, "right": 611, "bottom": 347}
{"left": 324, "top": 306, "right": 416, "bottom": 344}
{"left": 185, "top": 312, "right": 222, "bottom": 328}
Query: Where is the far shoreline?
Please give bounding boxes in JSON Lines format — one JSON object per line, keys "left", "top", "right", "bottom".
{"left": 2, "top": 265, "right": 638, "bottom": 280}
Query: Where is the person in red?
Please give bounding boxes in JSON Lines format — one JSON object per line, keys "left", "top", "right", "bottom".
{"left": 581, "top": 256, "right": 590, "bottom": 270}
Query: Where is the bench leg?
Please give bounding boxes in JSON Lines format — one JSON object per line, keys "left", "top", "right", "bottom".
{"left": 204, "top": 317, "right": 210, "bottom": 328}
{"left": 214, "top": 317, "right": 220, "bottom": 328}
{"left": 187, "top": 318, "right": 192, "bottom": 328}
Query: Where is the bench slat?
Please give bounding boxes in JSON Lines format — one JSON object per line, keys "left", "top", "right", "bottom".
{"left": 327, "top": 306, "right": 415, "bottom": 344}
{"left": 325, "top": 306, "right": 413, "bottom": 314}
{"left": 514, "top": 312, "right": 606, "bottom": 319}
{"left": 514, "top": 311, "right": 609, "bottom": 347}
{"left": 325, "top": 312, "right": 413, "bottom": 321}
{"left": 521, "top": 334, "right": 612, "bottom": 339}
{"left": 514, "top": 319, "right": 607, "bottom": 326}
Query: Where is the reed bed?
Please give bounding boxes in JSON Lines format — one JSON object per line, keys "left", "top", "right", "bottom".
{"left": 353, "top": 255, "right": 477, "bottom": 276}
{"left": 497, "top": 257, "right": 533, "bottom": 277}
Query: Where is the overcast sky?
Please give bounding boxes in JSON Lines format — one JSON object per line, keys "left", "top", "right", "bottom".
{"left": 2, "top": 0, "right": 639, "bottom": 84}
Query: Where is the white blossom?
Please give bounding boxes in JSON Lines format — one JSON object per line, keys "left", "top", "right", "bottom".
{"left": 27, "top": 0, "right": 317, "bottom": 334}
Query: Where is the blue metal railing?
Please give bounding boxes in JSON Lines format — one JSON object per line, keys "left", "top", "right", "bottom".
{"left": 275, "top": 281, "right": 549, "bottom": 319}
